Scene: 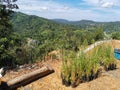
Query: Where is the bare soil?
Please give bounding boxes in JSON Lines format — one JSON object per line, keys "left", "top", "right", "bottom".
{"left": 2, "top": 40, "right": 120, "bottom": 90}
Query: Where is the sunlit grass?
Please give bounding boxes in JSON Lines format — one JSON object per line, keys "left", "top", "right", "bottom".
{"left": 61, "top": 41, "right": 117, "bottom": 88}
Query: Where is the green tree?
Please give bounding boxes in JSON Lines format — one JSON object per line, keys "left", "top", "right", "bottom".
{"left": 0, "top": 0, "right": 18, "bottom": 67}
{"left": 94, "top": 28, "right": 104, "bottom": 41}
{"left": 111, "top": 31, "right": 120, "bottom": 40}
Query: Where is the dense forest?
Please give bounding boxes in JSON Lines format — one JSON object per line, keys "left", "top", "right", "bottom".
{"left": 0, "top": 2, "right": 120, "bottom": 68}
{"left": 9, "top": 12, "right": 104, "bottom": 63}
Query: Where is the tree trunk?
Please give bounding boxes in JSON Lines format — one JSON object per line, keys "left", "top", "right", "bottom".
{"left": 6, "top": 65, "right": 54, "bottom": 90}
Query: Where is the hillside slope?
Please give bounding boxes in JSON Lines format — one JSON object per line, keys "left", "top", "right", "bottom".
{"left": 2, "top": 40, "right": 120, "bottom": 90}
{"left": 10, "top": 12, "right": 74, "bottom": 38}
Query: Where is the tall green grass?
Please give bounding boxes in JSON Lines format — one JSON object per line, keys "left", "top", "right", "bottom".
{"left": 61, "top": 43, "right": 117, "bottom": 88}
{"left": 95, "top": 43, "right": 116, "bottom": 70}
{"left": 61, "top": 50, "right": 101, "bottom": 87}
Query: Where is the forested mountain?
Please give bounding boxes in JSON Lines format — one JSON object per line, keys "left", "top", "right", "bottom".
{"left": 1, "top": 11, "right": 117, "bottom": 67}
{"left": 52, "top": 19, "right": 120, "bottom": 32}
{"left": 10, "top": 12, "right": 105, "bottom": 43}
{"left": 52, "top": 19, "right": 96, "bottom": 25}
{"left": 10, "top": 12, "right": 76, "bottom": 38}
{"left": 7, "top": 12, "right": 104, "bottom": 65}
{"left": 10, "top": 12, "right": 120, "bottom": 36}
{"left": 11, "top": 12, "right": 61, "bottom": 33}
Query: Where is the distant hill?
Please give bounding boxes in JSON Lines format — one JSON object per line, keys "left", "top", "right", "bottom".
{"left": 52, "top": 19, "right": 70, "bottom": 24}
{"left": 10, "top": 12, "right": 75, "bottom": 38}
{"left": 52, "top": 19, "right": 95, "bottom": 24}
{"left": 10, "top": 12, "right": 61, "bottom": 32}
{"left": 52, "top": 19, "right": 99, "bottom": 24}
{"left": 52, "top": 19, "right": 120, "bottom": 32}
{"left": 10, "top": 12, "right": 120, "bottom": 37}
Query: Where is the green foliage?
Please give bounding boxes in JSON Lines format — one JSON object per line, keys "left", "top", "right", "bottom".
{"left": 111, "top": 31, "right": 120, "bottom": 40}
{"left": 8, "top": 12, "right": 106, "bottom": 65}
{"left": 93, "top": 43, "right": 116, "bottom": 70}
{"left": 82, "top": 39, "right": 88, "bottom": 47}
{"left": 0, "top": 11, "right": 107, "bottom": 67}
{"left": 53, "top": 19, "right": 120, "bottom": 33}
{"left": 1, "top": 1, "right": 119, "bottom": 69}
{"left": 61, "top": 50, "right": 100, "bottom": 87}
{"left": 0, "top": 0, "right": 19, "bottom": 67}
{"left": 94, "top": 28, "right": 104, "bottom": 41}
{"left": 61, "top": 43, "right": 116, "bottom": 87}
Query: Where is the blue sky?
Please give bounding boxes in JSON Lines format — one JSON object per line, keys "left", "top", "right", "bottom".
{"left": 16, "top": 0, "right": 120, "bottom": 21}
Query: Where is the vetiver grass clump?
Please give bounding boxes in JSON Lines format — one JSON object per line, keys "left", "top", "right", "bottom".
{"left": 61, "top": 50, "right": 101, "bottom": 87}
{"left": 96, "top": 43, "right": 117, "bottom": 70}
{"left": 61, "top": 42, "right": 117, "bottom": 88}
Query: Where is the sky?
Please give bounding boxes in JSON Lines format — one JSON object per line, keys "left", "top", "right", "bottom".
{"left": 15, "top": 0, "right": 120, "bottom": 22}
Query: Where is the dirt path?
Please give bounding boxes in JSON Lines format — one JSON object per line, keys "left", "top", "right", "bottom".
{"left": 83, "top": 40, "right": 111, "bottom": 53}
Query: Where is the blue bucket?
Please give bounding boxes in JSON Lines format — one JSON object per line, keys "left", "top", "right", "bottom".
{"left": 114, "top": 48, "right": 120, "bottom": 60}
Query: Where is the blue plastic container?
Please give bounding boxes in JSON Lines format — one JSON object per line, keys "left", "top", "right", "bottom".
{"left": 114, "top": 48, "right": 120, "bottom": 60}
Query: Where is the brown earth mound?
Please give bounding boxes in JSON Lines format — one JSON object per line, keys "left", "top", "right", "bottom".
{"left": 1, "top": 40, "right": 120, "bottom": 90}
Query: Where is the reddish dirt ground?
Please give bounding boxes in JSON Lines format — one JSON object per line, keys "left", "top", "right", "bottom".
{"left": 2, "top": 40, "right": 120, "bottom": 90}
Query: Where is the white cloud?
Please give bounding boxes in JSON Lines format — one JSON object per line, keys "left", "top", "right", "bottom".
{"left": 83, "top": 0, "right": 120, "bottom": 8}
{"left": 17, "top": 0, "right": 70, "bottom": 12}
{"left": 32, "top": 7, "right": 103, "bottom": 21}
{"left": 83, "top": 0, "right": 99, "bottom": 5}
{"left": 40, "top": 6, "right": 49, "bottom": 11}
{"left": 16, "top": 0, "right": 99, "bottom": 20}
{"left": 15, "top": 0, "right": 120, "bottom": 21}
{"left": 101, "top": 2, "right": 115, "bottom": 8}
